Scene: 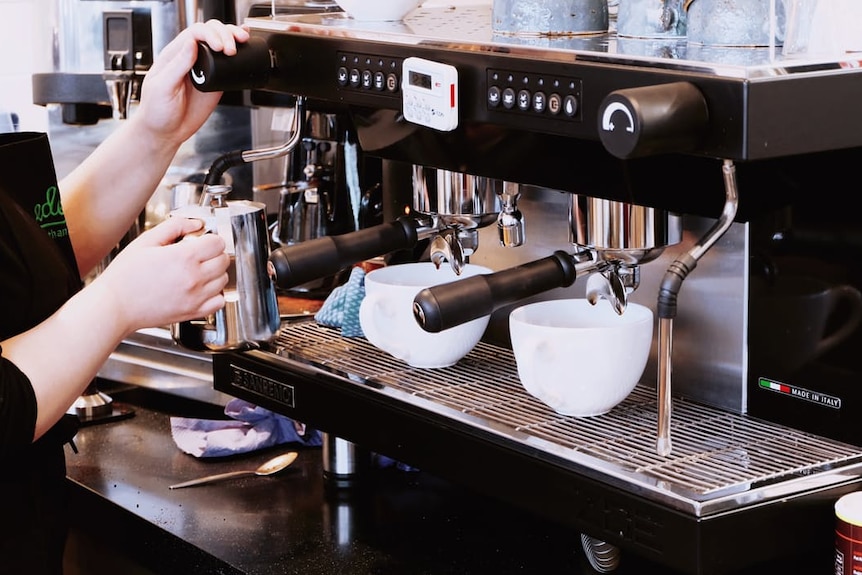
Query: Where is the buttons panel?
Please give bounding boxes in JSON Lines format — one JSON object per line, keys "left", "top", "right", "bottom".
{"left": 487, "top": 69, "right": 582, "bottom": 122}
{"left": 336, "top": 51, "right": 402, "bottom": 98}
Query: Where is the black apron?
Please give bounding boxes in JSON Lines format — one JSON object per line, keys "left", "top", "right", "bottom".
{"left": 0, "top": 131, "right": 82, "bottom": 575}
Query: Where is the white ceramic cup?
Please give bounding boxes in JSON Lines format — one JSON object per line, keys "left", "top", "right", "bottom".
{"left": 509, "top": 299, "right": 654, "bottom": 417}
{"left": 359, "top": 262, "right": 492, "bottom": 368}
{"left": 334, "top": 0, "right": 423, "bottom": 21}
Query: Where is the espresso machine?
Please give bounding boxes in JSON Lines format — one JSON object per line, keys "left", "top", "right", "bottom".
{"left": 178, "top": 1, "right": 862, "bottom": 572}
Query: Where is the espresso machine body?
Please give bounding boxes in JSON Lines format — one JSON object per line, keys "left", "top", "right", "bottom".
{"left": 204, "top": 3, "right": 862, "bottom": 573}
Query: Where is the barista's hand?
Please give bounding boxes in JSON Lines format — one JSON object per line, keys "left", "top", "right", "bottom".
{"left": 92, "top": 217, "right": 230, "bottom": 334}
{"left": 134, "top": 19, "right": 250, "bottom": 148}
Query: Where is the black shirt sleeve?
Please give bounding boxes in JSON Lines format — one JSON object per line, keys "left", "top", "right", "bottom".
{"left": 0, "top": 346, "right": 38, "bottom": 455}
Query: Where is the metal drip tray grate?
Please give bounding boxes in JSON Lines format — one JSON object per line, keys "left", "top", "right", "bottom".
{"left": 269, "top": 321, "right": 862, "bottom": 512}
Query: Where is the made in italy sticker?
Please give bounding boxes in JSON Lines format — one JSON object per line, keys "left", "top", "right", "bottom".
{"left": 758, "top": 378, "right": 842, "bottom": 409}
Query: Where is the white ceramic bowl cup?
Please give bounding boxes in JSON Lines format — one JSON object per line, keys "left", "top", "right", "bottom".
{"left": 359, "top": 262, "right": 492, "bottom": 368}
{"left": 509, "top": 299, "right": 653, "bottom": 417}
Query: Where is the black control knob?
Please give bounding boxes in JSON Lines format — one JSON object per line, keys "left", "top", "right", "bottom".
{"left": 597, "top": 81, "right": 708, "bottom": 159}
{"left": 190, "top": 36, "right": 272, "bottom": 92}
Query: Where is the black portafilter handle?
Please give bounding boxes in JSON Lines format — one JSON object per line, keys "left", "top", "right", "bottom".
{"left": 269, "top": 218, "right": 419, "bottom": 290}
{"left": 189, "top": 36, "right": 272, "bottom": 93}
{"left": 413, "top": 251, "right": 578, "bottom": 333}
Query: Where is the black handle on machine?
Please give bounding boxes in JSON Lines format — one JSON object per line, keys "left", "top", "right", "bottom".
{"left": 412, "top": 251, "right": 578, "bottom": 333}
{"left": 269, "top": 218, "right": 420, "bottom": 289}
{"left": 189, "top": 36, "right": 272, "bottom": 92}
{"left": 597, "top": 81, "right": 708, "bottom": 159}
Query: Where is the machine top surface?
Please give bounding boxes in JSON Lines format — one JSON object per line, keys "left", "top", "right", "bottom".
{"left": 247, "top": 1, "right": 862, "bottom": 80}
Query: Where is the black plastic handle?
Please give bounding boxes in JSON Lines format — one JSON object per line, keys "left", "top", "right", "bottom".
{"left": 412, "top": 251, "right": 578, "bottom": 333}
{"left": 189, "top": 36, "right": 271, "bottom": 92}
{"left": 597, "top": 81, "right": 708, "bottom": 159}
{"left": 269, "top": 219, "right": 419, "bottom": 289}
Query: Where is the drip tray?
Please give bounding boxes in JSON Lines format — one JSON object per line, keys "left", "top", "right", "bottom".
{"left": 261, "top": 321, "right": 862, "bottom": 516}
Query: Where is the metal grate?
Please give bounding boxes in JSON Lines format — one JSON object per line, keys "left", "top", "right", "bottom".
{"left": 271, "top": 321, "right": 862, "bottom": 503}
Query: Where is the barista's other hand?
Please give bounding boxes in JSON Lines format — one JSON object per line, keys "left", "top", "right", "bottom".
{"left": 134, "top": 19, "right": 250, "bottom": 147}
{"left": 93, "top": 217, "right": 230, "bottom": 335}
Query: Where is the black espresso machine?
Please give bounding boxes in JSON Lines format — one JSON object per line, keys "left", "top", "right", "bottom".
{"left": 195, "top": 2, "right": 862, "bottom": 573}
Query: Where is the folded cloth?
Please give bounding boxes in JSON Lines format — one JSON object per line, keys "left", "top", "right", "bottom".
{"left": 170, "top": 398, "right": 322, "bottom": 458}
{"left": 314, "top": 266, "right": 366, "bottom": 337}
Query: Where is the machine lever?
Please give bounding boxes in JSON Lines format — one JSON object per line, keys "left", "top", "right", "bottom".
{"left": 268, "top": 218, "right": 419, "bottom": 290}
{"left": 412, "top": 250, "right": 581, "bottom": 333}
{"left": 190, "top": 36, "right": 272, "bottom": 92}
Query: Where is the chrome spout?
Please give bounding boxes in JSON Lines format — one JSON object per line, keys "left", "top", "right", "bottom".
{"left": 497, "top": 181, "right": 525, "bottom": 247}
{"left": 585, "top": 266, "right": 628, "bottom": 315}
{"left": 103, "top": 71, "right": 135, "bottom": 120}
{"left": 429, "top": 228, "right": 465, "bottom": 274}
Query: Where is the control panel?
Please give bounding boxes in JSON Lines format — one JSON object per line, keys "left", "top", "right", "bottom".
{"left": 487, "top": 68, "right": 583, "bottom": 122}
{"left": 336, "top": 51, "right": 402, "bottom": 100}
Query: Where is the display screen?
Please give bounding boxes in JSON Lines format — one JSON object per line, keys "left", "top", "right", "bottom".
{"left": 409, "top": 70, "right": 433, "bottom": 91}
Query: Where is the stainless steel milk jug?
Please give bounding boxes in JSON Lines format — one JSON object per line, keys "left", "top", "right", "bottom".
{"left": 171, "top": 193, "right": 280, "bottom": 351}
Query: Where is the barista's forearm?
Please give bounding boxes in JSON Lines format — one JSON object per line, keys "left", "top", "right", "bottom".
{"left": 0, "top": 278, "right": 127, "bottom": 441}
{"left": 59, "top": 113, "right": 180, "bottom": 276}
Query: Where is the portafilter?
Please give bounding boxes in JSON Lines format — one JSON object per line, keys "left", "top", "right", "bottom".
{"left": 412, "top": 196, "right": 682, "bottom": 333}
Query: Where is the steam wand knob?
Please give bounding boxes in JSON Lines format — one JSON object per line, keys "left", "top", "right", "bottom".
{"left": 597, "top": 81, "right": 708, "bottom": 159}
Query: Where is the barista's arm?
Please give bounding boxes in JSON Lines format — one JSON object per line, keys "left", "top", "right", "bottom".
{"left": 1, "top": 217, "right": 228, "bottom": 441}
{"left": 60, "top": 20, "right": 250, "bottom": 277}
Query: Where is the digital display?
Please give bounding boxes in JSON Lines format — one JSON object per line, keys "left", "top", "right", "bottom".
{"left": 409, "top": 70, "right": 433, "bottom": 91}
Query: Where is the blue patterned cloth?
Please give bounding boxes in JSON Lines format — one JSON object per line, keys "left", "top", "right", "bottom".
{"left": 170, "top": 398, "right": 322, "bottom": 458}
{"left": 314, "top": 266, "right": 366, "bottom": 337}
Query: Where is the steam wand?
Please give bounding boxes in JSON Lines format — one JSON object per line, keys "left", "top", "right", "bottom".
{"left": 655, "top": 159, "right": 738, "bottom": 456}
{"left": 203, "top": 96, "right": 306, "bottom": 187}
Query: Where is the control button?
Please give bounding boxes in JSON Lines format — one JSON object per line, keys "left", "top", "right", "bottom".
{"left": 548, "top": 93, "right": 562, "bottom": 115}
{"left": 337, "top": 66, "right": 349, "bottom": 87}
{"left": 488, "top": 85, "right": 501, "bottom": 108}
{"left": 533, "top": 91, "right": 546, "bottom": 114}
{"left": 502, "top": 87, "right": 516, "bottom": 109}
{"left": 374, "top": 71, "right": 386, "bottom": 91}
{"left": 361, "top": 69, "right": 373, "bottom": 89}
{"left": 349, "top": 68, "right": 361, "bottom": 88}
{"left": 386, "top": 72, "right": 399, "bottom": 92}
{"left": 563, "top": 94, "right": 579, "bottom": 117}
{"left": 517, "top": 89, "right": 531, "bottom": 111}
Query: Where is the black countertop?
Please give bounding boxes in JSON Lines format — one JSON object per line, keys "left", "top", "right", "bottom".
{"left": 65, "top": 383, "right": 832, "bottom": 575}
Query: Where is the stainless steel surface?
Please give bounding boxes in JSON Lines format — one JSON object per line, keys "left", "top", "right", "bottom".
{"left": 264, "top": 320, "right": 862, "bottom": 515}
{"left": 55, "top": 0, "right": 181, "bottom": 74}
{"left": 99, "top": 327, "right": 231, "bottom": 406}
{"left": 411, "top": 167, "right": 502, "bottom": 229}
{"left": 241, "top": 97, "right": 304, "bottom": 165}
{"left": 656, "top": 159, "right": 739, "bottom": 456}
{"left": 321, "top": 432, "right": 368, "bottom": 478}
{"left": 571, "top": 196, "right": 682, "bottom": 265}
{"left": 221, "top": 200, "right": 282, "bottom": 350}
{"left": 247, "top": 1, "right": 855, "bottom": 72}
